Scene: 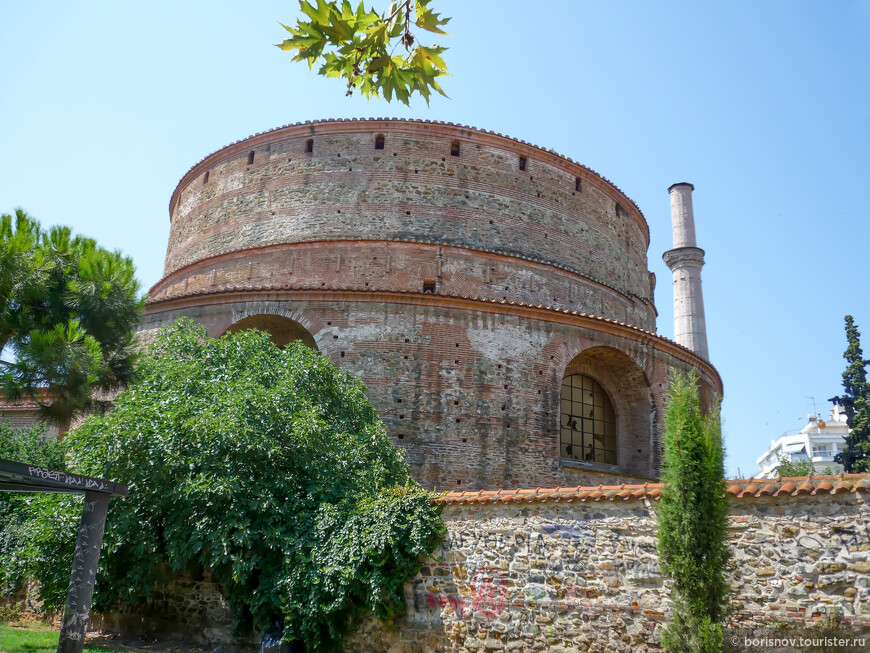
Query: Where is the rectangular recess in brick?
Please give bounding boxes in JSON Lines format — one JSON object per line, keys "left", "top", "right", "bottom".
{"left": 248, "top": 151, "right": 255, "bottom": 165}
{"left": 305, "top": 139, "right": 313, "bottom": 154}
{"left": 203, "top": 171, "right": 209, "bottom": 184}
{"left": 575, "top": 177, "right": 582, "bottom": 192}
{"left": 375, "top": 134, "right": 385, "bottom": 150}
{"left": 423, "top": 280, "right": 436, "bottom": 293}
{"left": 450, "top": 140, "right": 460, "bottom": 156}
{"left": 519, "top": 156, "right": 527, "bottom": 171}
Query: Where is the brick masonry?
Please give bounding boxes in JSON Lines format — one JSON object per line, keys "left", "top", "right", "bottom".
{"left": 144, "top": 119, "right": 722, "bottom": 491}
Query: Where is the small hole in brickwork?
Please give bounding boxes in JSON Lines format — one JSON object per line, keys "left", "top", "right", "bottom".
{"left": 638, "top": 449, "right": 642, "bottom": 453}
{"left": 397, "top": 433, "right": 404, "bottom": 439}
{"left": 503, "top": 384, "right": 508, "bottom": 389}
{"left": 454, "top": 400, "right": 459, "bottom": 405}
{"left": 396, "top": 398, "right": 402, "bottom": 403}
{"left": 501, "top": 405, "right": 507, "bottom": 410}
{"left": 550, "top": 355, "right": 555, "bottom": 359}
{"left": 337, "top": 153, "right": 341, "bottom": 157}
{"left": 457, "top": 480, "right": 462, "bottom": 485}
{"left": 305, "top": 139, "right": 313, "bottom": 153}
{"left": 364, "top": 282, "right": 369, "bottom": 286}
{"left": 288, "top": 158, "right": 292, "bottom": 162}
{"left": 337, "top": 210, "right": 341, "bottom": 213}
{"left": 333, "top": 335, "right": 338, "bottom": 339}
{"left": 538, "top": 389, "right": 542, "bottom": 394}
{"left": 455, "top": 360, "right": 459, "bottom": 364}
{"left": 423, "top": 280, "right": 436, "bottom": 293}
{"left": 327, "top": 321, "right": 331, "bottom": 325}
{"left": 442, "top": 157, "right": 445, "bottom": 162}
{"left": 248, "top": 151, "right": 255, "bottom": 165}
{"left": 404, "top": 355, "right": 409, "bottom": 360}
{"left": 373, "top": 256, "right": 378, "bottom": 260}
{"left": 406, "top": 210, "right": 411, "bottom": 215}
{"left": 537, "top": 192, "right": 541, "bottom": 198}
{"left": 455, "top": 343, "right": 460, "bottom": 347}
{"left": 497, "top": 364, "right": 502, "bottom": 369}
{"left": 203, "top": 171, "right": 209, "bottom": 184}
{"left": 462, "top": 438, "right": 467, "bottom": 443}
{"left": 519, "top": 156, "right": 527, "bottom": 171}
{"left": 450, "top": 140, "right": 460, "bottom": 156}
{"left": 405, "top": 338, "right": 410, "bottom": 343}
{"left": 538, "top": 371, "right": 543, "bottom": 375}
{"left": 399, "top": 414, "right": 405, "bottom": 419}
{"left": 415, "top": 169, "right": 418, "bottom": 173}
{"left": 489, "top": 219, "right": 494, "bottom": 224}
{"left": 340, "top": 351, "right": 345, "bottom": 357}
{"left": 530, "top": 175, "right": 534, "bottom": 180}
{"left": 375, "top": 134, "right": 385, "bottom": 150}
{"left": 456, "top": 418, "right": 461, "bottom": 423}
{"left": 507, "top": 424, "right": 511, "bottom": 428}
{"left": 393, "top": 152, "right": 397, "bottom": 156}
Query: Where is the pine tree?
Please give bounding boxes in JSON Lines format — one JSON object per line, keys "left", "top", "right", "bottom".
{"left": 833, "top": 316, "right": 870, "bottom": 473}
{"left": 0, "top": 209, "right": 143, "bottom": 426}
{"left": 657, "top": 372, "right": 730, "bottom": 653}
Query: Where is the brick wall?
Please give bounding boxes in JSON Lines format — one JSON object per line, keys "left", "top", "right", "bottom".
{"left": 141, "top": 298, "right": 715, "bottom": 490}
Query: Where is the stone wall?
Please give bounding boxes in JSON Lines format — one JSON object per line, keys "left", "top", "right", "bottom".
{"left": 343, "top": 476, "right": 870, "bottom": 652}
{"left": 91, "top": 476, "right": 870, "bottom": 652}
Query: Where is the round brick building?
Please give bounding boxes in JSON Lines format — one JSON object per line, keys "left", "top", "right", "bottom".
{"left": 142, "top": 118, "right": 721, "bottom": 490}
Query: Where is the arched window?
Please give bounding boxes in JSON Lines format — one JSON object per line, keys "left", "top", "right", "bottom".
{"left": 560, "top": 374, "right": 616, "bottom": 465}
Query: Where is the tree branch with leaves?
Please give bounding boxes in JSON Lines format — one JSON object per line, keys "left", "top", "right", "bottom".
{"left": 277, "top": 0, "right": 450, "bottom": 105}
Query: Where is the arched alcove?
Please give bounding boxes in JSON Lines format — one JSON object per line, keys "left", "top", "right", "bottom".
{"left": 559, "top": 346, "right": 653, "bottom": 478}
{"left": 224, "top": 314, "right": 318, "bottom": 350}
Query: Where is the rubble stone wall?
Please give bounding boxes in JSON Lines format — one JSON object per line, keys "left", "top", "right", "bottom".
{"left": 343, "top": 489, "right": 870, "bottom": 652}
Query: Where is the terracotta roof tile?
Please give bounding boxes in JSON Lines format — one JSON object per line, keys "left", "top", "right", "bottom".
{"left": 435, "top": 474, "right": 870, "bottom": 505}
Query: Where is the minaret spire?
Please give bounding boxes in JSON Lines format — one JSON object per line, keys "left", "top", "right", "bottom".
{"left": 662, "top": 182, "right": 709, "bottom": 360}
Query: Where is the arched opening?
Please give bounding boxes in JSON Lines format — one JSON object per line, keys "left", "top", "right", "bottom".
{"left": 560, "top": 374, "right": 616, "bottom": 465}
{"left": 224, "top": 314, "right": 318, "bottom": 350}
{"left": 560, "top": 346, "right": 653, "bottom": 477}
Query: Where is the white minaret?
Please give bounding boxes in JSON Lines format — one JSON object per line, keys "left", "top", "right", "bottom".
{"left": 662, "top": 182, "right": 709, "bottom": 360}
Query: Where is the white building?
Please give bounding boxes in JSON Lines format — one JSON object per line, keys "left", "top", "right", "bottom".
{"left": 756, "top": 404, "right": 850, "bottom": 478}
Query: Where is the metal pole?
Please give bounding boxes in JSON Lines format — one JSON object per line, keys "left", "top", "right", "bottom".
{"left": 57, "top": 491, "right": 111, "bottom": 653}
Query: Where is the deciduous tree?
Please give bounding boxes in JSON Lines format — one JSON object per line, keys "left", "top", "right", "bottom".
{"left": 5, "top": 320, "right": 444, "bottom": 650}
{"left": 277, "top": 0, "right": 450, "bottom": 105}
{"left": 833, "top": 316, "right": 870, "bottom": 473}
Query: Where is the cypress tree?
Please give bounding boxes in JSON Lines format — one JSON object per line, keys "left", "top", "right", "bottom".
{"left": 833, "top": 316, "right": 870, "bottom": 473}
{"left": 657, "top": 372, "right": 730, "bottom": 653}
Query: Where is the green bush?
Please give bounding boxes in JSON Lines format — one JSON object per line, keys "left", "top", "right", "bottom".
{"left": 0, "top": 421, "right": 73, "bottom": 596}
{"left": 4, "top": 320, "right": 445, "bottom": 650}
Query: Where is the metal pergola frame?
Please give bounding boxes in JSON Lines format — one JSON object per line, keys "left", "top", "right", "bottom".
{"left": 0, "top": 457, "right": 128, "bottom": 653}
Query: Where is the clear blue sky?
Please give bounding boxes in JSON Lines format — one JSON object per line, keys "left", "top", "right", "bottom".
{"left": 2, "top": 1, "right": 868, "bottom": 478}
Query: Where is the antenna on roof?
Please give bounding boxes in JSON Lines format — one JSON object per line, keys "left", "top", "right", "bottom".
{"left": 805, "top": 396, "right": 818, "bottom": 417}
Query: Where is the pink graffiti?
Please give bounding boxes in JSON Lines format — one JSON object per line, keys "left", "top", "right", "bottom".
{"left": 470, "top": 565, "right": 507, "bottom": 620}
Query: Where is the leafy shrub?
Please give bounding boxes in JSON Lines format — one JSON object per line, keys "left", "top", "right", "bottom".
{"left": 5, "top": 320, "right": 445, "bottom": 650}
{"left": 0, "top": 422, "right": 73, "bottom": 596}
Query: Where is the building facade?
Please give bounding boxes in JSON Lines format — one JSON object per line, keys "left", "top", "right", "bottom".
{"left": 757, "top": 403, "right": 850, "bottom": 478}
{"left": 140, "top": 118, "right": 721, "bottom": 491}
